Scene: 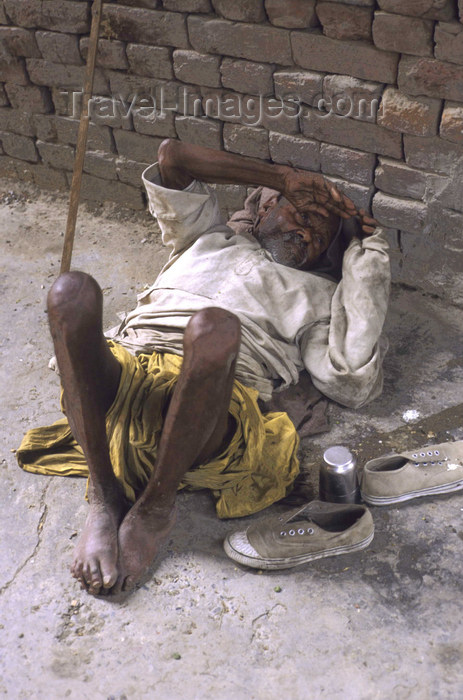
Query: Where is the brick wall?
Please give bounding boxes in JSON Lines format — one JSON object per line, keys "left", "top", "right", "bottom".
{"left": 1, "top": 0, "right": 463, "bottom": 302}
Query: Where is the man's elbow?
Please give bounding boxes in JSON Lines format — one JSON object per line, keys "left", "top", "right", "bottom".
{"left": 158, "top": 138, "right": 178, "bottom": 169}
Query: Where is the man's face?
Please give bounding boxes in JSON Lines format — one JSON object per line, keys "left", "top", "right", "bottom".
{"left": 254, "top": 195, "right": 339, "bottom": 270}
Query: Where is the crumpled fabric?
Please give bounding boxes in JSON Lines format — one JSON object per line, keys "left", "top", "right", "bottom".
{"left": 16, "top": 342, "right": 300, "bottom": 519}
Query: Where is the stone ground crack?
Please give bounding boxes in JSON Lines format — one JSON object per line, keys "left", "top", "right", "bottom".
{"left": 250, "top": 604, "right": 286, "bottom": 644}
{"left": 0, "top": 481, "right": 51, "bottom": 596}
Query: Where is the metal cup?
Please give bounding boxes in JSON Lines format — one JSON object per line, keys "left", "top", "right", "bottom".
{"left": 319, "top": 445, "right": 360, "bottom": 504}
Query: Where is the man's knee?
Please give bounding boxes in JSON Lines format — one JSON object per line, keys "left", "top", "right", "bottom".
{"left": 184, "top": 307, "right": 241, "bottom": 367}
{"left": 47, "top": 271, "right": 103, "bottom": 329}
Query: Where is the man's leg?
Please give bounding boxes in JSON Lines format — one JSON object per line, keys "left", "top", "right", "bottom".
{"left": 113, "top": 306, "right": 241, "bottom": 593}
{"left": 47, "top": 271, "right": 127, "bottom": 595}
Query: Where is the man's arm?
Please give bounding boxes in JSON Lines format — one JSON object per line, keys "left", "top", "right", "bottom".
{"left": 157, "top": 139, "right": 359, "bottom": 221}
{"left": 301, "top": 230, "right": 391, "bottom": 408}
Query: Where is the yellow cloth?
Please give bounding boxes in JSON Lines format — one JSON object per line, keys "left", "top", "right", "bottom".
{"left": 16, "top": 342, "right": 300, "bottom": 519}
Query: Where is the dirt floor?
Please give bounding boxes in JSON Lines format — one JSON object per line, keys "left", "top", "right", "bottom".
{"left": 1, "top": 179, "right": 463, "bottom": 699}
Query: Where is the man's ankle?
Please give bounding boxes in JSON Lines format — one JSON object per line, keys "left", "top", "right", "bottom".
{"left": 136, "top": 492, "right": 176, "bottom": 519}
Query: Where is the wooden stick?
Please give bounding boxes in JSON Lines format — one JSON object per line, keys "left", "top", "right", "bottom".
{"left": 60, "top": 0, "right": 103, "bottom": 274}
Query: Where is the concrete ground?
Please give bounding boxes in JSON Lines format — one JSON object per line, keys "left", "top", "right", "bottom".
{"left": 1, "top": 180, "right": 463, "bottom": 700}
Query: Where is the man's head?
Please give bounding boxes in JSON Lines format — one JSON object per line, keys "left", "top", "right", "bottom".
{"left": 254, "top": 194, "right": 341, "bottom": 271}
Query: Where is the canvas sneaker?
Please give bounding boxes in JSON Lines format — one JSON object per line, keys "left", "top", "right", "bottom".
{"left": 223, "top": 500, "right": 374, "bottom": 570}
{"left": 361, "top": 440, "right": 463, "bottom": 506}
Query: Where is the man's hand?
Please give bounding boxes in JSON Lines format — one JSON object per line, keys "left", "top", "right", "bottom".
{"left": 282, "top": 168, "right": 358, "bottom": 220}
{"left": 357, "top": 209, "right": 378, "bottom": 235}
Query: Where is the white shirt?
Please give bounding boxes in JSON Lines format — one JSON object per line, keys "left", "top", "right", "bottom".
{"left": 109, "top": 163, "right": 391, "bottom": 405}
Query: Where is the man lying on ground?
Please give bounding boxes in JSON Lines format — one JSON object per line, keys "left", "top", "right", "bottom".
{"left": 17, "top": 139, "right": 390, "bottom": 597}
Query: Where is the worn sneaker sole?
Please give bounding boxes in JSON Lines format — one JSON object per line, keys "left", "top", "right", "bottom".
{"left": 361, "top": 478, "right": 463, "bottom": 506}
{"left": 223, "top": 530, "right": 374, "bottom": 570}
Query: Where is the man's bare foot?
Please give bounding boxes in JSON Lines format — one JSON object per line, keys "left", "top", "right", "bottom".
{"left": 71, "top": 492, "right": 129, "bottom": 596}
{"left": 111, "top": 500, "right": 177, "bottom": 595}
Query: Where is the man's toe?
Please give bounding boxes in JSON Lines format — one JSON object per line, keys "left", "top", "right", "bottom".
{"left": 99, "top": 553, "right": 119, "bottom": 589}
{"left": 87, "top": 559, "right": 104, "bottom": 594}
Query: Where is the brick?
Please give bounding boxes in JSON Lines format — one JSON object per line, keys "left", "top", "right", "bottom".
{"left": 327, "top": 177, "right": 374, "bottom": 210}
{"left": 0, "top": 155, "right": 18, "bottom": 178}
{"left": 26, "top": 59, "right": 109, "bottom": 94}
{"left": 133, "top": 109, "right": 177, "bottom": 138}
{"left": 88, "top": 96, "right": 133, "bottom": 131}
{"left": 0, "top": 84, "right": 8, "bottom": 107}
{"left": 127, "top": 44, "right": 173, "bottom": 79}
{"left": 80, "top": 38, "right": 128, "bottom": 71}
{"left": 323, "top": 75, "right": 383, "bottom": 123}
{"left": 113, "top": 129, "right": 163, "bottom": 162}
{"left": 72, "top": 172, "right": 145, "bottom": 210}
{"left": 173, "top": 50, "right": 220, "bottom": 88}
{"left": 175, "top": 115, "right": 222, "bottom": 149}
{"left": 435, "top": 22, "right": 463, "bottom": 65}
{"left": 224, "top": 123, "right": 269, "bottom": 160}
{"left": 30, "top": 163, "right": 68, "bottom": 190}
{"left": 116, "top": 157, "right": 150, "bottom": 187}
{"left": 394, "top": 227, "right": 444, "bottom": 295}
{"left": 377, "top": 0, "right": 456, "bottom": 21}
{"left": 107, "top": 75, "right": 186, "bottom": 121}
{"left": 320, "top": 143, "right": 376, "bottom": 185}
{"left": 55, "top": 117, "right": 113, "bottom": 152}
{"left": 404, "top": 134, "right": 463, "bottom": 174}
{"left": 441, "top": 208, "right": 463, "bottom": 244}
{"left": 301, "top": 110, "right": 403, "bottom": 158}
{"left": 274, "top": 70, "right": 324, "bottom": 106}
{"left": 211, "top": 0, "right": 265, "bottom": 22}
{"left": 375, "top": 158, "right": 428, "bottom": 199}
{"left": 188, "top": 16, "right": 292, "bottom": 65}
{"left": 0, "top": 156, "right": 67, "bottom": 188}
{"left": 102, "top": 6, "right": 188, "bottom": 48}
{"left": 175, "top": 85, "right": 204, "bottom": 118}
{"left": 316, "top": 3, "right": 372, "bottom": 41}
{"left": 269, "top": 132, "right": 320, "bottom": 170}
{"left": 115, "top": 0, "right": 161, "bottom": 7}
{"left": 201, "top": 89, "right": 299, "bottom": 134}
{"left": 6, "top": 157, "right": 37, "bottom": 182}
{"left": 221, "top": 58, "right": 274, "bottom": 97}
{"left": 0, "top": 27, "right": 40, "bottom": 57}
{"left": 378, "top": 87, "right": 441, "bottom": 137}
{"left": 108, "top": 70, "right": 164, "bottom": 99}
{"left": 0, "top": 131, "right": 38, "bottom": 161}
{"left": 163, "top": 0, "right": 211, "bottom": 10}
{"left": 265, "top": 0, "right": 318, "bottom": 28}
{"left": 372, "top": 192, "right": 427, "bottom": 234}
{"left": 318, "top": 0, "right": 374, "bottom": 5}
{"left": 440, "top": 101, "right": 463, "bottom": 144}
{"left": 0, "top": 58, "right": 28, "bottom": 85}
{"left": 0, "top": 2, "right": 7, "bottom": 24}
{"left": 4, "top": 83, "right": 52, "bottom": 113}
{"left": 0, "top": 107, "right": 34, "bottom": 135}
{"left": 3, "top": 0, "right": 40, "bottom": 27}
{"left": 52, "top": 88, "right": 77, "bottom": 117}
{"left": 260, "top": 97, "right": 300, "bottom": 135}
{"left": 36, "top": 31, "right": 82, "bottom": 65}
{"left": 373, "top": 12, "right": 434, "bottom": 57}
{"left": 460, "top": 0, "right": 463, "bottom": 21}
{"left": 33, "top": 114, "right": 56, "bottom": 140}
{"left": 292, "top": 32, "right": 399, "bottom": 83}
{"left": 84, "top": 151, "right": 118, "bottom": 181}
{"left": 398, "top": 55, "right": 463, "bottom": 102}
{"left": 36, "top": 139, "right": 74, "bottom": 170}
{"left": 4, "top": 0, "right": 90, "bottom": 33}
{"left": 425, "top": 168, "right": 463, "bottom": 213}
